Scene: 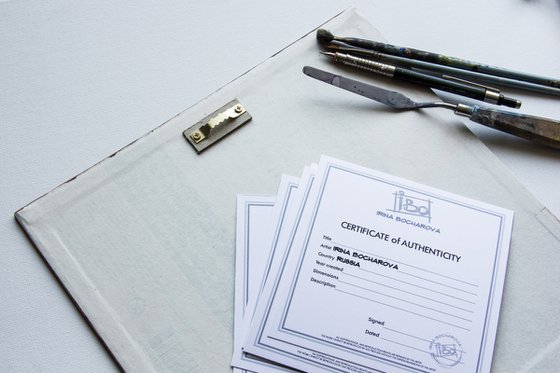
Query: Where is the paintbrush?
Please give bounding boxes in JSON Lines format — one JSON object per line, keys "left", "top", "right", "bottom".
{"left": 326, "top": 43, "right": 560, "bottom": 96}
{"left": 320, "top": 51, "right": 521, "bottom": 108}
{"left": 317, "top": 29, "right": 560, "bottom": 90}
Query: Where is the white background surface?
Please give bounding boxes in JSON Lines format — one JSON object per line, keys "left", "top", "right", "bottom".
{"left": 1, "top": 1, "right": 559, "bottom": 371}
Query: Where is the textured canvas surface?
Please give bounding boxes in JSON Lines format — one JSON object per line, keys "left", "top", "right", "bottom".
{"left": 16, "top": 9, "right": 560, "bottom": 372}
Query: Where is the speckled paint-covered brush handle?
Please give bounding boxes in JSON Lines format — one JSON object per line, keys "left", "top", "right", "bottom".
{"left": 469, "top": 106, "right": 560, "bottom": 150}
{"left": 343, "top": 36, "right": 560, "bottom": 89}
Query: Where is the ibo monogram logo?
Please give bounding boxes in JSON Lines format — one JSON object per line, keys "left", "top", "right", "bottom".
{"left": 388, "top": 190, "right": 432, "bottom": 223}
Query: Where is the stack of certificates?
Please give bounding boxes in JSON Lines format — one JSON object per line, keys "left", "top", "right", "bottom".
{"left": 231, "top": 156, "right": 513, "bottom": 373}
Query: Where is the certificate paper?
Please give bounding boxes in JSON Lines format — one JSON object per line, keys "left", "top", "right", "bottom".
{"left": 233, "top": 175, "right": 302, "bottom": 373}
{"left": 243, "top": 156, "right": 513, "bottom": 373}
{"left": 233, "top": 195, "right": 275, "bottom": 373}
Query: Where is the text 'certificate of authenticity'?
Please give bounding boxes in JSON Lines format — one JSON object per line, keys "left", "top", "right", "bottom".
{"left": 244, "top": 156, "right": 513, "bottom": 373}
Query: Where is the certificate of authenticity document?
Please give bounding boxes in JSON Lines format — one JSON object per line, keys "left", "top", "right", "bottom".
{"left": 243, "top": 156, "right": 513, "bottom": 373}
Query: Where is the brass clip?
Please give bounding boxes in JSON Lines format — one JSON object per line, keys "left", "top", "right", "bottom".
{"left": 184, "top": 99, "right": 251, "bottom": 153}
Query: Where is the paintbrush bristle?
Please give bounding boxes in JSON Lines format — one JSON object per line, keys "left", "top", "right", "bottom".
{"left": 316, "top": 29, "right": 335, "bottom": 45}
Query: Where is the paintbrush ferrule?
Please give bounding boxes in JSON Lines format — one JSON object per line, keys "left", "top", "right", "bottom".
{"left": 322, "top": 51, "right": 396, "bottom": 77}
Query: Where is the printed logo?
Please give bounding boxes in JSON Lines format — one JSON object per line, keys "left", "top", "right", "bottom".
{"left": 388, "top": 190, "right": 432, "bottom": 222}
{"left": 429, "top": 334, "right": 463, "bottom": 368}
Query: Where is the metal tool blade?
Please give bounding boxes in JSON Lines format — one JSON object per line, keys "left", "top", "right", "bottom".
{"left": 303, "top": 66, "right": 419, "bottom": 109}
